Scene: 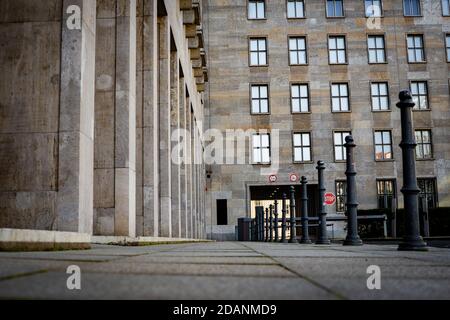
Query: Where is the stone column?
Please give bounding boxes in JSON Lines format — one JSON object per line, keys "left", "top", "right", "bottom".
{"left": 57, "top": 0, "right": 96, "bottom": 234}
{"left": 141, "top": 0, "right": 159, "bottom": 237}
{"left": 192, "top": 119, "right": 197, "bottom": 238}
{"left": 114, "top": 0, "right": 136, "bottom": 237}
{"left": 158, "top": 16, "right": 172, "bottom": 237}
{"left": 186, "top": 102, "right": 193, "bottom": 238}
{"left": 179, "top": 79, "right": 187, "bottom": 238}
{"left": 170, "top": 51, "right": 181, "bottom": 238}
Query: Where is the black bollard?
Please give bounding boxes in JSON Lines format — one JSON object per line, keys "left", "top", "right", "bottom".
{"left": 316, "top": 160, "right": 331, "bottom": 244}
{"left": 289, "top": 186, "right": 297, "bottom": 243}
{"left": 269, "top": 204, "right": 274, "bottom": 242}
{"left": 300, "top": 176, "right": 312, "bottom": 244}
{"left": 264, "top": 207, "right": 269, "bottom": 242}
{"left": 281, "top": 193, "right": 288, "bottom": 243}
{"left": 397, "top": 90, "right": 428, "bottom": 251}
{"left": 274, "top": 200, "right": 279, "bottom": 242}
{"left": 343, "top": 135, "right": 363, "bottom": 246}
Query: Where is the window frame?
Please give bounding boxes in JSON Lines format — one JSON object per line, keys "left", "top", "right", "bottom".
{"left": 292, "top": 131, "right": 313, "bottom": 163}
{"left": 328, "top": 35, "right": 348, "bottom": 65}
{"left": 376, "top": 179, "right": 397, "bottom": 210}
{"left": 286, "top": 0, "right": 306, "bottom": 19}
{"left": 248, "top": 0, "right": 266, "bottom": 20}
{"left": 370, "top": 81, "right": 390, "bottom": 112}
{"left": 249, "top": 83, "right": 270, "bottom": 115}
{"left": 367, "top": 34, "right": 387, "bottom": 64}
{"left": 335, "top": 180, "right": 347, "bottom": 214}
{"left": 409, "top": 80, "right": 430, "bottom": 111}
{"left": 415, "top": 129, "right": 433, "bottom": 160}
{"left": 373, "top": 129, "right": 394, "bottom": 161}
{"left": 288, "top": 35, "right": 308, "bottom": 66}
{"left": 290, "top": 82, "right": 310, "bottom": 113}
{"left": 248, "top": 37, "right": 268, "bottom": 67}
{"left": 330, "top": 82, "right": 351, "bottom": 112}
{"left": 445, "top": 33, "right": 450, "bottom": 62}
{"left": 365, "top": 0, "right": 383, "bottom": 17}
{"left": 333, "top": 130, "right": 352, "bottom": 162}
{"left": 417, "top": 178, "right": 438, "bottom": 209}
{"left": 325, "top": 0, "right": 345, "bottom": 18}
{"left": 406, "top": 34, "right": 426, "bottom": 64}
{"left": 403, "top": 0, "right": 422, "bottom": 17}
{"left": 443, "top": 0, "right": 450, "bottom": 16}
{"left": 252, "top": 133, "right": 271, "bottom": 164}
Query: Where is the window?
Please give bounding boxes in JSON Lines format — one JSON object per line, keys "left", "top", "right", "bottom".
{"left": 328, "top": 36, "right": 347, "bottom": 64}
{"left": 289, "top": 36, "right": 307, "bottom": 65}
{"left": 365, "top": 0, "right": 383, "bottom": 17}
{"left": 248, "top": 0, "right": 265, "bottom": 19}
{"left": 374, "top": 130, "right": 392, "bottom": 160}
{"left": 287, "top": 0, "right": 305, "bottom": 18}
{"left": 293, "top": 132, "right": 312, "bottom": 162}
{"left": 415, "top": 129, "right": 433, "bottom": 159}
{"left": 377, "top": 180, "right": 396, "bottom": 209}
{"left": 217, "top": 199, "right": 228, "bottom": 225}
{"left": 326, "top": 0, "right": 344, "bottom": 17}
{"left": 371, "top": 82, "right": 390, "bottom": 111}
{"left": 249, "top": 38, "right": 267, "bottom": 66}
{"left": 410, "top": 81, "right": 429, "bottom": 110}
{"left": 252, "top": 133, "right": 271, "bottom": 164}
{"left": 331, "top": 83, "right": 350, "bottom": 112}
{"left": 443, "top": 0, "right": 450, "bottom": 16}
{"left": 446, "top": 34, "right": 450, "bottom": 62}
{"left": 336, "top": 180, "right": 347, "bottom": 213}
{"left": 291, "top": 84, "right": 309, "bottom": 112}
{"left": 407, "top": 34, "right": 425, "bottom": 63}
{"left": 417, "top": 178, "right": 438, "bottom": 209}
{"left": 251, "top": 84, "right": 269, "bottom": 114}
{"left": 334, "top": 131, "right": 351, "bottom": 161}
{"left": 403, "top": 0, "right": 421, "bottom": 16}
{"left": 368, "top": 35, "right": 386, "bottom": 63}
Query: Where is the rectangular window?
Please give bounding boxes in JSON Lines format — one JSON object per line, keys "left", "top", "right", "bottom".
{"left": 248, "top": 0, "right": 265, "bottom": 19}
{"left": 251, "top": 84, "right": 269, "bottom": 114}
{"left": 331, "top": 83, "right": 350, "bottom": 112}
{"left": 410, "top": 81, "right": 429, "bottom": 110}
{"left": 336, "top": 180, "right": 347, "bottom": 213}
{"left": 291, "top": 83, "right": 309, "bottom": 112}
{"left": 368, "top": 35, "right": 386, "bottom": 63}
{"left": 293, "top": 132, "right": 312, "bottom": 162}
{"left": 403, "top": 0, "right": 421, "bottom": 16}
{"left": 328, "top": 35, "right": 347, "bottom": 64}
{"left": 407, "top": 34, "right": 425, "bottom": 63}
{"left": 217, "top": 199, "right": 228, "bottom": 225}
{"left": 289, "top": 36, "right": 307, "bottom": 65}
{"left": 326, "top": 0, "right": 344, "bottom": 17}
{"left": 287, "top": 0, "right": 305, "bottom": 18}
{"left": 249, "top": 38, "right": 267, "bottom": 66}
{"left": 365, "top": 0, "right": 383, "bottom": 17}
{"left": 443, "top": 0, "right": 450, "bottom": 16}
{"left": 446, "top": 34, "right": 450, "bottom": 62}
{"left": 374, "top": 130, "right": 393, "bottom": 160}
{"left": 415, "top": 129, "right": 433, "bottom": 159}
{"left": 334, "top": 131, "right": 351, "bottom": 161}
{"left": 371, "top": 82, "right": 390, "bottom": 111}
{"left": 417, "top": 178, "right": 438, "bottom": 209}
{"left": 377, "top": 179, "right": 396, "bottom": 209}
{"left": 253, "top": 133, "right": 271, "bottom": 164}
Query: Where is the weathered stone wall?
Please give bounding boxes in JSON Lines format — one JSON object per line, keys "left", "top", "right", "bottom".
{"left": 204, "top": 0, "right": 450, "bottom": 239}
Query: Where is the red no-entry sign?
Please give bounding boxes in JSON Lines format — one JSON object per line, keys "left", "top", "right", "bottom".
{"left": 324, "top": 192, "right": 336, "bottom": 205}
{"left": 268, "top": 175, "right": 277, "bottom": 183}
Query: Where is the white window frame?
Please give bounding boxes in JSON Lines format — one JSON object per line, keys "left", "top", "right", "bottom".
{"left": 293, "top": 132, "right": 312, "bottom": 162}
{"left": 252, "top": 133, "right": 271, "bottom": 164}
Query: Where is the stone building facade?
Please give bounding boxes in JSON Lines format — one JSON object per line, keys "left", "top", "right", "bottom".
{"left": 0, "top": 0, "right": 208, "bottom": 247}
{"left": 204, "top": 0, "right": 450, "bottom": 240}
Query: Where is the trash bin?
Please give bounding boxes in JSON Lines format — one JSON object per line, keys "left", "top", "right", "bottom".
{"left": 237, "top": 217, "right": 252, "bottom": 241}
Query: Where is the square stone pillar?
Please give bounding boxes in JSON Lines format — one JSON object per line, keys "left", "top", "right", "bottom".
{"left": 185, "top": 100, "right": 193, "bottom": 238}
{"left": 57, "top": 0, "right": 96, "bottom": 234}
{"left": 179, "top": 79, "right": 187, "bottom": 238}
{"left": 158, "top": 16, "right": 172, "bottom": 237}
{"left": 114, "top": 0, "right": 137, "bottom": 237}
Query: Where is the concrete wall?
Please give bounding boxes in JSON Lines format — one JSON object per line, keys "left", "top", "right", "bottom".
{"left": 204, "top": 0, "right": 450, "bottom": 240}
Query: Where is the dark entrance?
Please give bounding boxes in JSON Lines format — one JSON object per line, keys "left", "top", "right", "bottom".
{"left": 217, "top": 199, "right": 228, "bottom": 225}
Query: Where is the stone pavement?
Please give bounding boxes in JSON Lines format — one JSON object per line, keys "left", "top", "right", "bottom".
{"left": 0, "top": 242, "right": 449, "bottom": 300}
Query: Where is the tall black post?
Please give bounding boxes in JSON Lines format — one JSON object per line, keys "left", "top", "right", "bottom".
{"left": 397, "top": 90, "right": 428, "bottom": 251}
{"left": 289, "top": 186, "right": 297, "bottom": 243}
{"left": 343, "top": 135, "right": 363, "bottom": 246}
{"left": 316, "top": 160, "right": 330, "bottom": 244}
{"left": 264, "top": 207, "right": 269, "bottom": 242}
{"left": 269, "top": 204, "right": 274, "bottom": 242}
{"left": 300, "top": 176, "right": 312, "bottom": 244}
{"left": 274, "top": 200, "right": 279, "bottom": 242}
{"left": 281, "top": 193, "right": 288, "bottom": 243}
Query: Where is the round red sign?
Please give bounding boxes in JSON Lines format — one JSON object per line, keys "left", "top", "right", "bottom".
{"left": 269, "top": 175, "right": 277, "bottom": 183}
{"left": 324, "top": 192, "right": 336, "bottom": 205}
{"left": 289, "top": 173, "right": 299, "bottom": 183}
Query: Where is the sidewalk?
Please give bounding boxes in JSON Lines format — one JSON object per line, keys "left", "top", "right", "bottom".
{"left": 0, "top": 242, "right": 449, "bottom": 300}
